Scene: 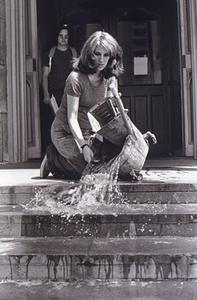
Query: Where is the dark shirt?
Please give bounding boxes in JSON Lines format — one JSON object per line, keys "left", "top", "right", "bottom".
{"left": 43, "top": 47, "right": 73, "bottom": 92}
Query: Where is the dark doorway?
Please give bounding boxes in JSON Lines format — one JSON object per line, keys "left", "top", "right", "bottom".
{"left": 37, "top": 0, "right": 182, "bottom": 157}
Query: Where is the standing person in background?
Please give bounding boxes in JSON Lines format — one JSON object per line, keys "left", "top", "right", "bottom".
{"left": 40, "top": 30, "right": 124, "bottom": 179}
{"left": 42, "top": 24, "right": 77, "bottom": 148}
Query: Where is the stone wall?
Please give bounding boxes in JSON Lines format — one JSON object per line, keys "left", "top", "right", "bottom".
{"left": 0, "top": 0, "right": 7, "bottom": 162}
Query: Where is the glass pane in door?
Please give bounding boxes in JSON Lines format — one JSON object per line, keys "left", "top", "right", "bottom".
{"left": 118, "top": 20, "right": 162, "bottom": 85}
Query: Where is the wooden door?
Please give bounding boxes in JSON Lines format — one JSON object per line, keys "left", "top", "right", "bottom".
{"left": 25, "top": 0, "right": 41, "bottom": 159}
{"left": 44, "top": 0, "right": 179, "bottom": 157}
{"left": 82, "top": 17, "right": 172, "bottom": 157}
{"left": 117, "top": 20, "right": 171, "bottom": 157}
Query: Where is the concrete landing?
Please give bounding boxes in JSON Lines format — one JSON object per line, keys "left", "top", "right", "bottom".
{"left": 0, "top": 157, "right": 197, "bottom": 187}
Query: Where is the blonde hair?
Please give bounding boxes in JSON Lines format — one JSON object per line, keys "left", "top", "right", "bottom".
{"left": 73, "top": 31, "right": 124, "bottom": 78}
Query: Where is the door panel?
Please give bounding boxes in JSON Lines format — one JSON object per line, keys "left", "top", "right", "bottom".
{"left": 117, "top": 18, "right": 171, "bottom": 156}
{"left": 120, "top": 85, "right": 171, "bottom": 157}
{"left": 25, "top": 0, "right": 41, "bottom": 158}
{"left": 118, "top": 20, "right": 162, "bottom": 86}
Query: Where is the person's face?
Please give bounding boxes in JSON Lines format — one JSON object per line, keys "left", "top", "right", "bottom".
{"left": 57, "top": 29, "right": 69, "bottom": 46}
{"left": 92, "top": 45, "right": 110, "bottom": 71}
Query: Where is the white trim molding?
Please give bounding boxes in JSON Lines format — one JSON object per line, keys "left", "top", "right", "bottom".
{"left": 189, "top": 0, "right": 197, "bottom": 158}
{"left": 177, "top": 0, "right": 196, "bottom": 157}
{"left": 5, "top": 0, "right": 27, "bottom": 162}
{"left": 5, "top": 0, "right": 41, "bottom": 162}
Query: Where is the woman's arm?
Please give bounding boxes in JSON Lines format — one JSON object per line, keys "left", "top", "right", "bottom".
{"left": 67, "top": 94, "right": 94, "bottom": 163}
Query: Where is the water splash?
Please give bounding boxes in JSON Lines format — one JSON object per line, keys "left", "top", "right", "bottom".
{"left": 23, "top": 157, "right": 125, "bottom": 217}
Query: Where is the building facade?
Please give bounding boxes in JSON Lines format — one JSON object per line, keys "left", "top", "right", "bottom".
{"left": 0, "top": 0, "right": 197, "bottom": 163}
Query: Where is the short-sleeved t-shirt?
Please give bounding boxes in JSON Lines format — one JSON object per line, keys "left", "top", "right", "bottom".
{"left": 43, "top": 47, "right": 73, "bottom": 91}
{"left": 55, "top": 71, "right": 114, "bottom": 132}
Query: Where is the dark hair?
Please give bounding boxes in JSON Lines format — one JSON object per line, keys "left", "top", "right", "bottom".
{"left": 56, "top": 24, "right": 71, "bottom": 44}
{"left": 57, "top": 24, "right": 70, "bottom": 34}
{"left": 73, "top": 31, "right": 124, "bottom": 78}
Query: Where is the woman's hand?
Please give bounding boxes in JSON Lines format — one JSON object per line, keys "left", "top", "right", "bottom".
{"left": 82, "top": 145, "right": 94, "bottom": 164}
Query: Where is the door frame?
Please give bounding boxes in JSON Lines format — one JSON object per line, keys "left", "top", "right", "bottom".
{"left": 25, "top": 0, "right": 41, "bottom": 159}
{"left": 5, "top": 0, "right": 27, "bottom": 162}
{"left": 177, "top": 0, "right": 197, "bottom": 158}
{"left": 189, "top": 0, "right": 197, "bottom": 158}
{"left": 5, "top": 0, "right": 41, "bottom": 163}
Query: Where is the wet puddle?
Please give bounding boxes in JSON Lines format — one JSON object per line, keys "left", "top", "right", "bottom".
{"left": 23, "top": 158, "right": 126, "bottom": 217}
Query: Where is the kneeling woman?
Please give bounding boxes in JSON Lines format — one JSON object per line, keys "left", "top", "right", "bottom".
{"left": 41, "top": 31, "right": 124, "bottom": 179}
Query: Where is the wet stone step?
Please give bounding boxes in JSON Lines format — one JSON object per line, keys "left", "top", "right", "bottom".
{"left": 1, "top": 203, "right": 197, "bottom": 215}
{"left": 0, "top": 184, "right": 72, "bottom": 206}
{"left": 0, "top": 193, "right": 34, "bottom": 206}
{"left": 0, "top": 237, "right": 197, "bottom": 281}
{"left": 119, "top": 182, "right": 197, "bottom": 192}
{"left": 123, "top": 191, "right": 197, "bottom": 204}
{"left": 0, "top": 236, "right": 197, "bottom": 256}
{"left": 1, "top": 214, "right": 197, "bottom": 238}
{"left": 0, "top": 183, "right": 196, "bottom": 206}
{"left": 0, "top": 182, "right": 196, "bottom": 193}
{"left": 0, "top": 280, "right": 197, "bottom": 300}
{"left": 21, "top": 214, "right": 197, "bottom": 238}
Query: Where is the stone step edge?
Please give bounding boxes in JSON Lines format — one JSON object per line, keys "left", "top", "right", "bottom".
{"left": 0, "top": 236, "right": 197, "bottom": 256}
{"left": 0, "top": 182, "right": 196, "bottom": 193}
{"left": 1, "top": 191, "right": 197, "bottom": 206}
{"left": 0, "top": 279, "right": 196, "bottom": 300}
{"left": 1, "top": 203, "right": 197, "bottom": 216}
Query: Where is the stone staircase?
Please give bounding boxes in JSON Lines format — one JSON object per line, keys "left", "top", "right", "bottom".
{"left": 0, "top": 179, "right": 197, "bottom": 299}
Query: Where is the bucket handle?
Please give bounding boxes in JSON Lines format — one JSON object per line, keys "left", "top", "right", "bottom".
{"left": 109, "top": 87, "right": 137, "bottom": 140}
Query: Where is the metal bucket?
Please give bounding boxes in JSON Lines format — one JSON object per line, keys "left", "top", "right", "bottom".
{"left": 89, "top": 97, "right": 149, "bottom": 173}
{"left": 97, "top": 114, "right": 133, "bottom": 146}
{"left": 89, "top": 98, "right": 130, "bottom": 146}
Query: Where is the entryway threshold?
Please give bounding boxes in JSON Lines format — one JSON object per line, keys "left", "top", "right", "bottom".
{"left": 0, "top": 158, "right": 196, "bottom": 187}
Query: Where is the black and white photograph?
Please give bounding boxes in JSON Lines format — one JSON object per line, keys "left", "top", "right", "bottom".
{"left": 0, "top": 0, "right": 197, "bottom": 299}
